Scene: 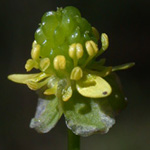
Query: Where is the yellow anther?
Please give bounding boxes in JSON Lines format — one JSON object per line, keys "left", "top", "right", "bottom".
{"left": 26, "top": 78, "right": 48, "bottom": 90}
{"left": 94, "top": 33, "right": 109, "bottom": 58}
{"left": 62, "top": 86, "right": 72, "bottom": 101}
{"left": 32, "top": 40, "right": 37, "bottom": 47}
{"left": 31, "top": 40, "right": 40, "bottom": 60}
{"left": 44, "top": 88, "right": 56, "bottom": 95}
{"left": 53, "top": 55, "right": 66, "bottom": 70}
{"left": 101, "top": 33, "right": 109, "bottom": 51}
{"left": 40, "top": 58, "right": 50, "bottom": 71}
{"left": 92, "top": 27, "right": 100, "bottom": 40}
{"left": 69, "top": 43, "right": 83, "bottom": 66}
{"left": 26, "top": 80, "right": 39, "bottom": 90}
{"left": 69, "top": 43, "right": 76, "bottom": 59}
{"left": 70, "top": 66, "right": 83, "bottom": 80}
{"left": 25, "top": 59, "right": 38, "bottom": 72}
{"left": 85, "top": 40, "right": 98, "bottom": 57}
{"left": 76, "top": 43, "right": 84, "bottom": 59}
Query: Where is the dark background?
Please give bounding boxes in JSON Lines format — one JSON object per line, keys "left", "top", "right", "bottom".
{"left": 0, "top": 0, "right": 150, "bottom": 150}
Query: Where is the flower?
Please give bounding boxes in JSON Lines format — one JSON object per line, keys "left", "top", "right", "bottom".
{"left": 8, "top": 6, "right": 134, "bottom": 136}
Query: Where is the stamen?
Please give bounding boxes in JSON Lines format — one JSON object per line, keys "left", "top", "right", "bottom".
{"left": 26, "top": 78, "right": 48, "bottom": 90}
{"left": 85, "top": 40, "right": 98, "bottom": 56}
{"left": 25, "top": 59, "right": 39, "bottom": 72}
{"left": 40, "top": 58, "right": 50, "bottom": 71}
{"left": 76, "top": 43, "right": 84, "bottom": 59}
{"left": 53, "top": 55, "right": 66, "bottom": 70}
{"left": 44, "top": 88, "right": 56, "bottom": 95}
{"left": 70, "top": 66, "right": 83, "bottom": 80}
{"left": 92, "top": 27, "right": 100, "bottom": 40}
{"left": 95, "top": 33, "right": 109, "bottom": 57}
{"left": 31, "top": 40, "right": 40, "bottom": 60}
{"left": 69, "top": 43, "right": 83, "bottom": 66}
{"left": 62, "top": 86, "right": 72, "bottom": 101}
{"left": 101, "top": 33, "right": 109, "bottom": 51}
{"left": 82, "top": 40, "right": 98, "bottom": 67}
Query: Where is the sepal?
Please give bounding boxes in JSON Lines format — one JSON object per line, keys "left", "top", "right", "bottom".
{"left": 64, "top": 91, "right": 115, "bottom": 137}
{"left": 30, "top": 95, "right": 63, "bottom": 133}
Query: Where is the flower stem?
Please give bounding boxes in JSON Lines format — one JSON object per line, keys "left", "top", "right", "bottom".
{"left": 68, "top": 129, "right": 80, "bottom": 150}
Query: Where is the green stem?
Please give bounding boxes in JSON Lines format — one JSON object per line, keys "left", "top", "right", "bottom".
{"left": 68, "top": 129, "right": 80, "bottom": 150}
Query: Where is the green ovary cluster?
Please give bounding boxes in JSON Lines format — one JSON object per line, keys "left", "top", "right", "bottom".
{"left": 33, "top": 6, "right": 98, "bottom": 74}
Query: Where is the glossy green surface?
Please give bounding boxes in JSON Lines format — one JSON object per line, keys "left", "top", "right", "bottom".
{"left": 35, "top": 6, "right": 97, "bottom": 67}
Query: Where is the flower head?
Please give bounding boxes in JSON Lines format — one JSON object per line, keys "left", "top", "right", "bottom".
{"left": 8, "top": 6, "right": 134, "bottom": 136}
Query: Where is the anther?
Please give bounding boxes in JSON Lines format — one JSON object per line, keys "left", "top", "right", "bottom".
{"left": 53, "top": 55, "right": 66, "bottom": 70}
{"left": 31, "top": 40, "right": 40, "bottom": 60}
{"left": 70, "top": 66, "right": 83, "bottom": 80}
{"left": 92, "top": 27, "right": 99, "bottom": 40}
{"left": 26, "top": 78, "right": 48, "bottom": 90}
{"left": 25, "top": 59, "right": 39, "bottom": 72}
{"left": 101, "top": 33, "right": 109, "bottom": 51}
{"left": 62, "top": 86, "right": 72, "bottom": 101}
{"left": 44, "top": 88, "right": 56, "bottom": 95}
{"left": 85, "top": 40, "right": 98, "bottom": 57}
{"left": 94, "top": 33, "right": 109, "bottom": 58}
{"left": 40, "top": 58, "right": 50, "bottom": 71}
{"left": 69, "top": 43, "right": 83, "bottom": 66}
{"left": 76, "top": 43, "right": 84, "bottom": 59}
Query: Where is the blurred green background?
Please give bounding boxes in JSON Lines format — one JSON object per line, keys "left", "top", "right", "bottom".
{"left": 0, "top": 0, "right": 150, "bottom": 150}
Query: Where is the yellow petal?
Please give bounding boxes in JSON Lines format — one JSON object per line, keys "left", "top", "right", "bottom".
{"left": 8, "top": 73, "right": 40, "bottom": 84}
{"left": 76, "top": 74, "right": 112, "bottom": 98}
{"left": 8, "top": 72, "right": 50, "bottom": 84}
